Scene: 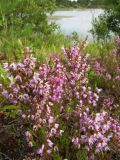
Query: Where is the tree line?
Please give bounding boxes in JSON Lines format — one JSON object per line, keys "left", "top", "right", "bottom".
{"left": 56, "top": 0, "right": 106, "bottom": 8}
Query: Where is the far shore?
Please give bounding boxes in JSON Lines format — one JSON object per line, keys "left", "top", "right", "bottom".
{"left": 55, "top": 5, "right": 104, "bottom": 11}
{"left": 48, "top": 15, "right": 73, "bottom": 20}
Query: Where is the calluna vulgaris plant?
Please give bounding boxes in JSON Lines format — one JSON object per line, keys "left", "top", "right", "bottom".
{"left": 0, "top": 43, "right": 120, "bottom": 160}
{"left": 93, "top": 37, "right": 120, "bottom": 115}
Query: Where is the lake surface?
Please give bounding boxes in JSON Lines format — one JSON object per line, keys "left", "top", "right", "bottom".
{"left": 50, "top": 9, "right": 103, "bottom": 40}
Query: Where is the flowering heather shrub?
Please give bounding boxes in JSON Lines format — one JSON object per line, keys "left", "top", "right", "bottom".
{"left": 93, "top": 38, "right": 120, "bottom": 114}
{"left": 0, "top": 44, "right": 120, "bottom": 160}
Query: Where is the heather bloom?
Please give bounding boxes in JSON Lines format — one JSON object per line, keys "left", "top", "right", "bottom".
{"left": 94, "top": 61, "right": 102, "bottom": 75}
{"left": 115, "top": 36, "right": 120, "bottom": 45}
{"left": 25, "top": 131, "right": 32, "bottom": 138}
{"left": 37, "top": 144, "right": 45, "bottom": 156}
{"left": 9, "top": 63, "right": 17, "bottom": 70}
{"left": 15, "top": 75, "right": 22, "bottom": 83}
{"left": 0, "top": 83, "right": 2, "bottom": 89}
{"left": 28, "top": 141, "right": 33, "bottom": 147}
{"left": 71, "top": 110, "right": 118, "bottom": 154}
{"left": 102, "top": 97, "right": 117, "bottom": 110}
{"left": 3, "top": 62, "right": 9, "bottom": 71}
{"left": 115, "top": 75, "right": 120, "bottom": 81}
{"left": 1, "top": 44, "right": 120, "bottom": 159}
{"left": 47, "top": 139, "right": 53, "bottom": 148}
{"left": 93, "top": 44, "right": 120, "bottom": 112}
{"left": 2, "top": 89, "right": 9, "bottom": 99}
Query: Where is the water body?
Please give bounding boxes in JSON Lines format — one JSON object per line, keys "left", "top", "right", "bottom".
{"left": 50, "top": 9, "right": 103, "bottom": 40}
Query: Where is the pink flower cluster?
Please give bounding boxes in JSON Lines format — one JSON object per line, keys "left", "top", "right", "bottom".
{"left": 1, "top": 44, "right": 120, "bottom": 159}
{"left": 93, "top": 44, "right": 120, "bottom": 110}
{"left": 94, "top": 37, "right": 120, "bottom": 83}
{"left": 115, "top": 36, "right": 120, "bottom": 46}
{"left": 102, "top": 97, "right": 119, "bottom": 110}
{"left": 72, "top": 110, "right": 120, "bottom": 153}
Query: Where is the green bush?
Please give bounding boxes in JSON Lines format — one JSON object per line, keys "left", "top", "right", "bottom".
{"left": 91, "top": 0, "right": 120, "bottom": 40}
{"left": 0, "top": 0, "right": 56, "bottom": 35}
{"left": 91, "top": 14, "right": 110, "bottom": 41}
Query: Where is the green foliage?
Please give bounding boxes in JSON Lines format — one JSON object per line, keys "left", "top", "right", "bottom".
{"left": 0, "top": 105, "right": 19, "bottom": 119}
{"left": 0, "top": 32, "right": 72, "bottom": 61}
{"left": 0, "top": 119, "right": 30, "bottom": 160}
{"left": 56, "top": 0, "right": 106, "bottom": 8}
{"left": 92, "top": 0, "right": 120, "bottom": 40}
{"left": 0, "top": 64, "right": 9, "bottom": 85}
{"left": 76, "top": 150, "right": 88, "bottom": 160}
{"left": 0, "top": 0, "right": 56, "bottom": 35}
{"left": 91, "top": 14, "right": 110, "bottom": 41}
{"left": 0, "top": 0, "right": 59, "bottom": 61}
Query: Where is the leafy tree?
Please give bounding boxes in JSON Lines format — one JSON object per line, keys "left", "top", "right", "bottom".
{"left": 91, "top": 14, "right": 110, "bottom": 41}
{"left": 56, "top": 0, "right": 106, "bottom": 8}
{"left": 91, "top": 0, "right": 120, "bottom": 40}
{"left": 0, "top": 0, "right": 56, "bottom": 36}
